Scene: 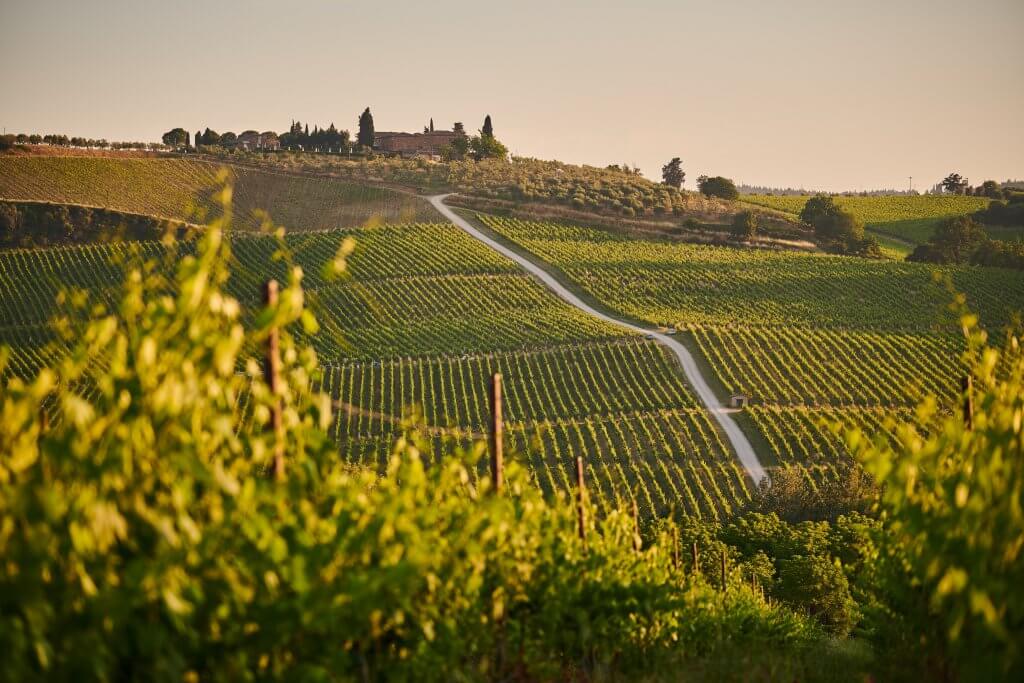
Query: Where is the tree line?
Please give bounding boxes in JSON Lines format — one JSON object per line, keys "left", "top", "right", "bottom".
{"left": 0, "top": 133, "right": 162, "bottom": 151}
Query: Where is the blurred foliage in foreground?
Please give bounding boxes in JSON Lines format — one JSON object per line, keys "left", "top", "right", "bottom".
{"left": 850, "top": 302, "right": 1024, "bottom": 682}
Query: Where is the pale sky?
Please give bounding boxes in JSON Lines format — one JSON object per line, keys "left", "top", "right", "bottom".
{"left": 1, "top": 0, "right": 1022, "bottom": 191}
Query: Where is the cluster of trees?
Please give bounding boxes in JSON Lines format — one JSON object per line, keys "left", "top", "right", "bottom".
{"left": 280, "top": 121, "right": 349, "bottom": 151}
{"left": 908, "top": 216, "right": 1024, "bottom": 270}
{"left": 440, "top": 115, "right": 508, "bottom": 161}
{"left": 972, "top": 190, "right": 1024, "bottom": 226}
{"left": 940, "top": 173, "right": 1015, "bottom": 198}
{"left": 1, "top": 133, "right": 160, "bottom": 151}
{"left": 799, "top": 195, "right": 881, "bottom": 256}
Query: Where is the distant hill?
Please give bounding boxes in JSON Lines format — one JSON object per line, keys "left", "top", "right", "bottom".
{"left": 740, "top": 193, "right": 992, "bottom": 245}
{"left": 0, "top": 156, "right": 439, "bottom": 232}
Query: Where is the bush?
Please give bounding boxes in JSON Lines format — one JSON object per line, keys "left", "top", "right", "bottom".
{"left": 730, "top": 210, "right": 758, "bottom": 240}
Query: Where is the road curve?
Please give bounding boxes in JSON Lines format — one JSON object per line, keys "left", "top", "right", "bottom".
{"left": 427, "top": 194, "right": 767, "bottom": 486}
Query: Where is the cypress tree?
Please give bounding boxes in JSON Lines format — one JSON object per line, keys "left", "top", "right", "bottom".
{"left": 358, "top": 107, "right": 375, "bottom": 148}
{"left": 430, "top": 118, "right": 434, "bottom": 132}
{"left": 195, "top": 130, "right": 202, "bottom": 147}
{"left": 482, "top": 115, "right": 493, "bottom": 138}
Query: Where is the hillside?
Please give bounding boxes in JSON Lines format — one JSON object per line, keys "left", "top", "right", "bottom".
{"left": 741, "top": 193, "right": 992, "bottom": 245}
{"left": 0, "top": 221, "right": 752, "bottom": 520}
{"left": 0, "top": 156, "right": 439, "bottom": 231}
{"left": 203, "top": 149, "right": 809, "bottom": 236}
{"left": 473, "top": 214, "right": 1024, "bottom": 486}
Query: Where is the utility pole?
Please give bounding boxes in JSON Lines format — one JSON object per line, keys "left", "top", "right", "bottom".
{"left": 909, "top": 176, "right": 913, "bottom": 194}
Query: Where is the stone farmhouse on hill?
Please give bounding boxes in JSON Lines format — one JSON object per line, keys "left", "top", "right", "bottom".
{"left": 373, "top": 130, "right": 458, "bottom": 157}
{"left": 236, "top": 130, "right": 280, "bottom": 151}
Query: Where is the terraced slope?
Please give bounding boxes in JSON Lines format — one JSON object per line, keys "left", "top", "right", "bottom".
{"left": 477, "top": 214, "right": 1024, "bottom": 487}
{"left": 0, "top": 156, "right": 438, "bottom": 231}
{"left": 0, "top": 222, "right": 752, "bottom": 519}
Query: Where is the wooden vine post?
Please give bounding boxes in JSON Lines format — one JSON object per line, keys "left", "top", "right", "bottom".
{"left": 962, "top": 375, "right": 974, "bottom": 430}
{"left": 632, "top": 496, "right": 642, "bottom": 552}
{"left": 720, "top": 549, "right": 728, "bottom": 590}
{"left": 263, "top": 280, "right": 285, "bottom": 481}
{"left": 575, "top": 456, "right": 587, "bottom": 543}
{"left": 691, "top": 542, "right": 699, "bottom": 575}
{"left": 672, "top": 526, "right": 680, "bottom": 571}
{"left": 489, "top": 373, "right": 504, "bottom": 494}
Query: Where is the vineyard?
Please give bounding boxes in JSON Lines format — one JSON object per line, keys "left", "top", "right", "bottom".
{"left": 740, "top": 193, "right": 991, "bottom": 244}
{"left": 476, "top": 214, "right": 1024, "bottom": 483}
{"left": 0, "top": 221, "right": 754, "bottom": 518}
{"left": 0, "top": 156, "right": 438, "bottom": 231}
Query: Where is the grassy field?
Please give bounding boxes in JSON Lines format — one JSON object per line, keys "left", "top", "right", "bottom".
{"left": 0, "top": 221, "right": 752, "bottom": 519}
{"left": 476, "top": 214, "right": 1024, "bottom": 485}
{"left": 740, "top": 193, "right": 992, "bottom": 245}
{"left": 0, "top": 156, "right": 439, "bottom": 231}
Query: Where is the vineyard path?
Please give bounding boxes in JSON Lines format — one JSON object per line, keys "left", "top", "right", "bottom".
{"left": 427, "top": 194, "right": 768, "bottom": 486}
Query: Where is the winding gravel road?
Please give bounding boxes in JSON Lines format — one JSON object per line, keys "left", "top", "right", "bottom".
{"left": 427, "top": 194, "right": 767, "bottom": 485}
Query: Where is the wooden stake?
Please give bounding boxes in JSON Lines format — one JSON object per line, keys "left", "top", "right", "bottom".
{"left": 575, "top": 456, "right": 586, "bottom": 543}
{"left": 720, "top": 549, "right": 727, "bottom": 589}
{"left": 263, "top": 280, "right": 284, "bottom": 481}
{"left": 962, "top": 375, "right": 974, "bottom": 430}
{"left": 691, "top": 541, "right": 699, "bottom": 575}
{"left": 672, "top": 527, "right": 680, "bottom": 570}
{"left": 489, "top": 373, "right": 504, "bottom": 494}
{"left": 632, "top": 495, "right": 641, "bottom": 552}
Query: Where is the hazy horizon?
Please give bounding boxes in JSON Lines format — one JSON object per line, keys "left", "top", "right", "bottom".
{"left": 1, "top": 0, "right": 1022, "bottom": 191}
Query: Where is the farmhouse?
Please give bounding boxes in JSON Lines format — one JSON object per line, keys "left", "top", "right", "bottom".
{"left": 373, "top": 130, "right": 458, "bottom": 157}
{"left": 236, "top": 130, "right": 280, "bottom": 151}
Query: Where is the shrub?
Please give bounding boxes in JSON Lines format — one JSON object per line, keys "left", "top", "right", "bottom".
{"left": 730, "top": 210, "right": 758, "bottom": 240}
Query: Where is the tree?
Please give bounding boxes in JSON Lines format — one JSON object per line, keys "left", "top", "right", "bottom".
{"left": 429, "top": 118, "right": 434, "bottom": 132}
{"left": 161, "top": 128, "right": 188, "bottom": 147}
{"left": 482, "top": 115, "right": 493, "bottom": 138}
{"left": 357, "top": 107, "right": 375, "bottom": 148}
{"left": 979, "top": 180, "right": 1002, "bottom": 199}
{"left": 730, "top": 211, "right": 758, "bottom": 240}
{"left": 661, "top": 158, "right": 684, "bottom": 189}
{"left": 942, "top": 172, "right": 967, "bottom": 194}
{"left": 906, "top": 215, "right": 987, "bottom": 265}
{"left": 469, "top": 134, "right": 508, "bottom": 161}
{"left": 799, "top": 194, "right": 838, "bottom": 227}
{"left": 195, "top": 130, "right": 202, "bottom": 148}
{"left": 199, "top": 128, "right": 220, "bottom": 146}
{"left": 697, "top": 175, "right": 739, "bottom": 200}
